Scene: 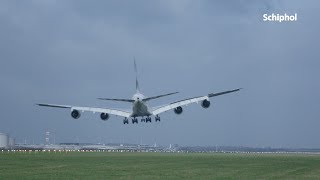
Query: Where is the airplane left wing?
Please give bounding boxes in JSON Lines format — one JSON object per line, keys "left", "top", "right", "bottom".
{"left": 152, "top": 88, "right": 241, "bottom": 115}
{"left": 37, "top": 103, "right": 131, "bottom": 118}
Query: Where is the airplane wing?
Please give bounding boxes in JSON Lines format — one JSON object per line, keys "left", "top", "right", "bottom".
{"left": 37, "top": 103, "right": 131, "bottom": 118}
{"left": 152, "top": 88, "right": 241, "bottom": 115}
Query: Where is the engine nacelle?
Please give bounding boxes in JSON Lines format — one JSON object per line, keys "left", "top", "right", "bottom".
{"left": 71, "top": 110, "right": 81, "bottom": 119}
{"left": 201, "top": 99, "right": 211, "bottom": 108}
{"left": 174, "top": 106, "right": 183, "bottom": 114}
{"left": 100, "top": 113, "right": 109, "bottom": 121}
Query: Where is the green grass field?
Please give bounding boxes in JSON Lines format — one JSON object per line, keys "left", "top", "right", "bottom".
{"left": 0, "top": 152, "right": 320, "bottom": 179}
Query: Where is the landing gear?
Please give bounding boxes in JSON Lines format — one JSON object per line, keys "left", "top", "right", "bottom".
{"left": 123, "top": 118, "right": 129, "bottom": 124}
{"left": 132, "top": 117, "right": 138, "bottom": 124}
{"left": 146, "top": 116, "right": 152, "bottom": 123}
{"left": 124, "top": 116, "right": 159, "bottom": 124}
{"left": 155, "top": 115, "right": 160, "bottom": 122}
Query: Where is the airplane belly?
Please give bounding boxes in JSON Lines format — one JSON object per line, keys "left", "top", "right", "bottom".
{"left": 132, "top": 101, "right": 152, "bottom": 117}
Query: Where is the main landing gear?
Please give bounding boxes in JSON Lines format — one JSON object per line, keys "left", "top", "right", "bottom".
{"left": 155, "top": 115, "right": 160, "bottom": 122}
{"left": 146, "top": 116, "right": 152, "bottom": 123}
{"left": 123, "top": 116, "right": 161, "bottom": 125}
{"left": 132, "top": 117, "right": 138, "bottom": 124}
{"left": 141, "top": 116, "right": 151, "bottom": 123}
{"left": 124, "top": 117, "right": 138, "bottom": 124}
{"left": 123, "top": 118, "right": 129, "bottom": 124}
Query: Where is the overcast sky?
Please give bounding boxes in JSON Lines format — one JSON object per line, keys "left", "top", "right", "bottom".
{"left": 0, "top": 0, "right": 319, "bottom": 148}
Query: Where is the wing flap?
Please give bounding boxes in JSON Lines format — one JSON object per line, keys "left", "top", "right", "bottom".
{"left": 72, "top": 106, "right": 131, "bottom": 117}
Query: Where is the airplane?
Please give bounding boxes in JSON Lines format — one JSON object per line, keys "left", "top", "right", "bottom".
{"left": 37, "top": 59, "right": 241, "bottom": 124}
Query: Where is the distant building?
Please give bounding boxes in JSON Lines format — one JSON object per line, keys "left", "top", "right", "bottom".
{"left": 9, "top": 137, "right": 15, "bottom": 148}
{"left": 0, "top": 133, "right": 9, "bottom": 148}
{"left": 45, "top": 131, "right": 50, "bottom": 145}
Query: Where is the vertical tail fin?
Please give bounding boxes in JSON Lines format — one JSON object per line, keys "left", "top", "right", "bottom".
{"left": 134, "top": 57, "right": 140, "bottom": 92}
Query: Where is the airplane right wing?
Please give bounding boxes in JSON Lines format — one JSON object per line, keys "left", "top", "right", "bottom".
{"left": 37, "top": 103, "right": 131, "bottom": 118}
{"left": 152, "top": 96, "right": 208, "bottom": 115}
{"left": 152, "top": 88, "right": 241, "bottom": 115}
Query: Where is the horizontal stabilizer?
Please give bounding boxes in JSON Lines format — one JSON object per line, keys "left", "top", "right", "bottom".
{"left": 142, "top": 92, "right": 179, "bottom": 102}
{"left": 208, "top": 88, "right": 242, "bottom": 97}
{"left": 97, "top": 98, "right": 134, "bottom": 103}
{"left": 36, "top": 103, "right": 71, "bottom": 108}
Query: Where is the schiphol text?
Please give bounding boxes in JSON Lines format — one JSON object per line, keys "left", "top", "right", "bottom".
{"left": 263, "top": 13, "right": 297, "bottom": 22}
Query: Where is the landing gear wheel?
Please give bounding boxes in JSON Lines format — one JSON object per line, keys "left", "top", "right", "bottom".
{"left": 123, "top": 118, "right": 129, "bottom": 124}
{"left": 146, "top": 117, "right": 152, "bottom": 123}
{"left": 155, "top": 115, "right": 160, "bottom": 122}
{"left": 132, "top": 118, "right": 138, "bottom": 124}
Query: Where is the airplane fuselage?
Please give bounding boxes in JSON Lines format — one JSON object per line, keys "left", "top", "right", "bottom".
{"left": 131, "top": 92, "right": 152, "bottom": 117}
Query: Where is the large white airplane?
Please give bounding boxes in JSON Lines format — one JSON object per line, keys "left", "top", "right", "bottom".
{"left": 37, "top": 59, "right": 241, "bottom": 124}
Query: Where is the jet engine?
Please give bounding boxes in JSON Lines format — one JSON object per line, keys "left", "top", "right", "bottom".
{"left": 174, "top": 106, "right": 183, "bottom": 114}
{"left": 71, "top": 110, "right": 81, "bottom": 119}
{"left": 201, "top": 99, "right": 211, "bottom": 108}
{"left": 100, "top": 113, "right": 109, "bottom": 121}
